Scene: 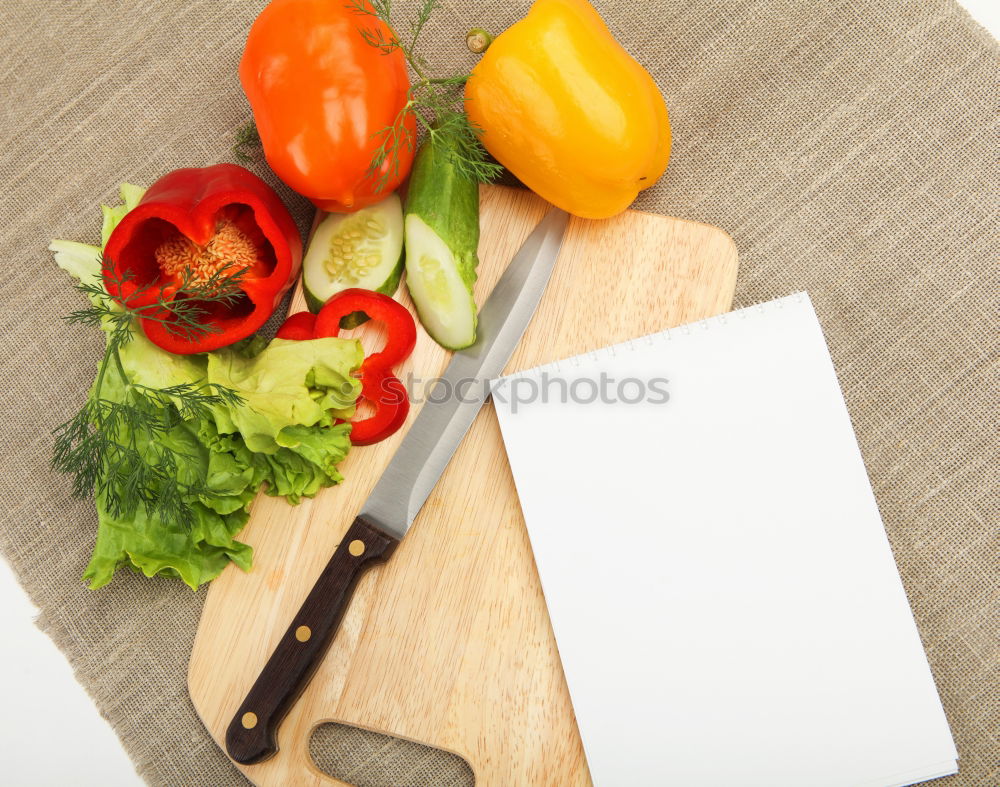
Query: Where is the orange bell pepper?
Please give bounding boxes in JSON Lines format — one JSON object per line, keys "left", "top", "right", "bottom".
{"left": 465, "top": 0, "right": 671, "bottom": 219}
{"left": 240, "top": 0, "right": 416, "bottom": 213}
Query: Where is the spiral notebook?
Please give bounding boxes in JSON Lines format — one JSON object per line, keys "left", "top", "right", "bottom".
{"left": 492, "top": 294, "right": 957, "bottom": 786}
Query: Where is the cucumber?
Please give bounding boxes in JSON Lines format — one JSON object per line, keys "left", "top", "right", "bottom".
{"left": 404, "top": 135, "right": 481, "bottom": 350}
{"left": 302, "top": 193, "right": 404, "bottom": 317}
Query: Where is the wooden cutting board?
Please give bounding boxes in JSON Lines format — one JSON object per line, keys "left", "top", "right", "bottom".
{"left": 189, "top": 184, "right": 738, "bottom": 786}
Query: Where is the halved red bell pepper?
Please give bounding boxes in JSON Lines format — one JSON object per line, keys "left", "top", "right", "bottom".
{"left": 104, "top": 164, "right": 302, "bottom": 354}
{"left": 276, "top": 289, "right": 415, "bottom": 445}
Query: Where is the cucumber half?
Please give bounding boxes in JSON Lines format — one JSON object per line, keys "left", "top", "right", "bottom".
{"left": 302, "top": 193, "right": 404, "bottom": 315}
{"left": 403, "top": 134, "right": 481, "bottom": 350}
{"left": 404, "top": 215, "right": 477, "bottom": 349}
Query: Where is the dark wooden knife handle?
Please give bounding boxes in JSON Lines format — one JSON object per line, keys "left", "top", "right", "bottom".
{"left": 225, "top": 514, "right": 398, "bottom": 765}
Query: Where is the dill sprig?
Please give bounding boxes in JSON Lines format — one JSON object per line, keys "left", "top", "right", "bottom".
{"left": 69, "top": 261, "right": 250, "bottom": 347}
{"left": 53, "top": 260, "right": 247, "bottom": 529}
{"left": 233, "top": 121, "right": 262, "bottom": 165}
{"left": 349, "top": 0, "right": 504, "bottom": 191}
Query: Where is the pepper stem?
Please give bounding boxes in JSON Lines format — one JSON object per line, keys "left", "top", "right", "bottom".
{"left": 465, "top": 28, "right": 494, "bottom": 54}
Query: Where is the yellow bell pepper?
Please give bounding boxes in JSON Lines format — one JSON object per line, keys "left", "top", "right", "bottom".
{"left": 465, "top": 0, "right": 671, "bottom": 219}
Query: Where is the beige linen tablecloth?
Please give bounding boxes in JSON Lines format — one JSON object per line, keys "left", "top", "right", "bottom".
{"left": 1, "top": 0, "right": 996, "bottom": 784}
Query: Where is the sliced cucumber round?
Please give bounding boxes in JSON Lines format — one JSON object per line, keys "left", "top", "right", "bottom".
{"left": 302, "top": 193, "right": 404, "bottom": 314}
{"left": 404, "top": 214, "right": 477, "bottom": 349}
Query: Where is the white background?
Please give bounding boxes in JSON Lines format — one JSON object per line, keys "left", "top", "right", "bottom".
{"left": 2, "top": 4, "right": 995, "bottom": 785}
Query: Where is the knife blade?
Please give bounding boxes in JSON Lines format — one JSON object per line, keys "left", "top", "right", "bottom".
{"left": 225, "top": 207, "right": 569, "bottom": 765}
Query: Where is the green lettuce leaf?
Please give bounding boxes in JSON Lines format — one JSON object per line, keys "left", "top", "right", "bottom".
{"left": 86, "top": 465, "right": 256, "bottom": 590}
{"left": 119, "top": 327, "right": 208, "bottom": 392}
{"left": 49, "top": 240, "right": 103, "bottom": 297}
{"left": 51, "top": 182, "right": 146, "bottom": 306}
{"left": 81, "top": 360, "right": 256, "bottom": 590}
{"left": 206, "top": 337, "right": 362, "bottom": 453}
{"left": 100, "top": 182, "right": 145, "bottom": 248}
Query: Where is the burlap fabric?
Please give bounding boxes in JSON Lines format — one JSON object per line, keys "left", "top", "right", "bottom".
{"left": 0, "top": 0, "right": 996, "bottom": 784}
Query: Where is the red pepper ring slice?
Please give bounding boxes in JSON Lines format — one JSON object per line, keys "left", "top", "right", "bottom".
{"left": 104, "top": 164, "right": 303, "bottom": 355}
{"left": 349, "top": 366, "right": 410, "bottom": 446}
{"left": 274, "top": 310, "right": 316, "bottom": 340}
{"left": 313, "top": 288, "right": 417, "bottom": 370}
{"left": 273, "top": 297, "right": 415, "bottom": 446}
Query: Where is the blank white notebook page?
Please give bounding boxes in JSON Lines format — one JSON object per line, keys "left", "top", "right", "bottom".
{"left": 492, "top": 294, "right": 957, "bottom": 787}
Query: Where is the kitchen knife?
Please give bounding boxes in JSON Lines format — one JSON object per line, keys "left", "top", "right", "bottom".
{"left": 225, "top": 207, "right": 570, "bottom": 765}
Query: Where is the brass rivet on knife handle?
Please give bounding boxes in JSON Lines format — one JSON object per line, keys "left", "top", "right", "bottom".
{"left": 225, "top": 514, "right": 399, "bottom": 765}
